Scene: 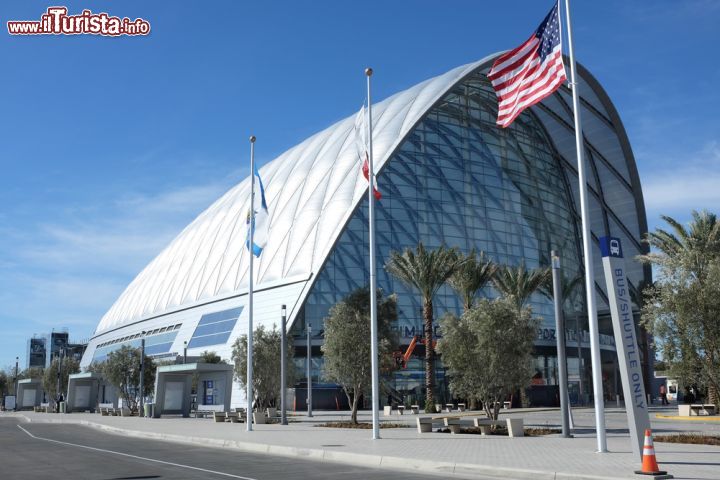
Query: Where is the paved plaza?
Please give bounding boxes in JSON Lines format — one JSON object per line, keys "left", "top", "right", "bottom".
{"left": 3, "top": 405, "right": 719, "bottom": 479}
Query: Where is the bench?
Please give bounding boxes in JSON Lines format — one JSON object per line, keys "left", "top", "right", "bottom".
{"left": 416, "top": 417, "right": 434, "bottom": 433}
{"left": 384, "top": 405, "right": 406, "bottom": 416}
{"left": 100, "top": 407, "right": 119, "bottom": 416}
{"left": 417, "top": 415, "right": 524, "bottom": 437}
{"left": 195, "top": 404, "right": 224, "bottom": 419}
{"left": 416, "top": 415, "right": 468, "bottom": 434}
{"left": 679, "top": 404, "right": 717, "bottom": 416}
{"left": 473, "top": 417, "right": 524, "bottom": 437}
{"left": 443, "top": 417, "right": 464, "bottom": 434}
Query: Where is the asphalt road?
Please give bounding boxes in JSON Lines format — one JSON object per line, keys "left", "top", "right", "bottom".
{"left": 0, "top": 417, "right": 491, "bottom": 480}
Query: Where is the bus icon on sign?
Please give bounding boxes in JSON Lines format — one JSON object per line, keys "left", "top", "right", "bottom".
{"left": 600, "top": 236, "right": 623, "bottom": 258}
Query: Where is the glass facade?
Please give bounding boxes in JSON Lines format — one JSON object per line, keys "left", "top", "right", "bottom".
{"left": 188, "top": 307, "right": 243, "bottom": 349}
{"left": 295, "top": 72, "right": 591, "bottom": 399}
{"left": 92, "top": 324, "right": 181, "bottom": 363}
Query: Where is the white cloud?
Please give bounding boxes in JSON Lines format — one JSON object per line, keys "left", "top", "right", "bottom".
{"left": 16, "top": 179, "right": 235, "bottom": 274}
{"left": 0, "top": 175, "right": 237, "bottom": 361}
{"left": 641, "top": 142, "right": 720, "bottom": 216}
{"left": 0, "top": 273, "right": 123, "bottom": 330}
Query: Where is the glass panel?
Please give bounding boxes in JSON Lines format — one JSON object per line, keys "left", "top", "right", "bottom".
{"left": 198, "top": 307, "right": 243, "bottom": 326}
{"left": 188, "top": 332, "right": 232, "bottom": 349}
{"left": 191, "top": 319, "right": 237, "bottom": 338}
{"left": 300, "top": 71, "right": 585, "bottom": 386}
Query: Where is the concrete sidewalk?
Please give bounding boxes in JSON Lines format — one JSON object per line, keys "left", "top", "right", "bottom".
{"left": 6, "top": 409, "right": 719, "bottom": 480}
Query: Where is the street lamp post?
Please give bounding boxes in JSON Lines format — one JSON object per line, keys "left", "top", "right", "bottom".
{"left": 183, "top": 341, "right": 188, "bottom": 364}
{"left": 139, "top": 331, "right": 146, "bottom": 416}
{"left": 280, "top": 304, "right": 288, "bottom": 425}
{"left": 14, "top": 356, "right": 18, "bottom": 411}
{"left": 57, "top": 348, "right": 64, "bottom": 411}
{"left": 306, "top": 325, "right": 312, "bottom": 418}
{"left": 576, "top": 315, "right": 584, "bottom": 406}
{"left": 551, "top": 250, "right": 571, "bottom": 438}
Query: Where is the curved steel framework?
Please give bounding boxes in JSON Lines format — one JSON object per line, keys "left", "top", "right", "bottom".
{"left": 83, "top": 57, "right": 650, "bottom": 397}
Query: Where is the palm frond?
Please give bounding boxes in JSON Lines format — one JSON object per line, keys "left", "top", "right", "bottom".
{"left": 448, "top": 249, "right": 496, "bottom": 310}
{"left": 492, "top": 261, "right": 551, "bottom": 309}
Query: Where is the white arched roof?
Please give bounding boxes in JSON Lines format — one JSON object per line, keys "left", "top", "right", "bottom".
{"left": 95, "top": 54, "right": 647, "bottom": 335}
{"left": 95, "top": 56, "right": 497, "bottom": 334}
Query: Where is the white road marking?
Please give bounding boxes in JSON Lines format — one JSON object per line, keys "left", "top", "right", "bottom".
{"left": 17, "top": 424, "right": 259, "bottom": 480}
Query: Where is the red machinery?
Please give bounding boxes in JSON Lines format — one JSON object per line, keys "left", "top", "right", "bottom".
{"left": 393, "top": 335, "right": 436, "bottom": 369}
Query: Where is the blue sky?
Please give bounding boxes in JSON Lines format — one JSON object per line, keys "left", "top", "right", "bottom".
{"left": 1, "top": 0, "right": 718, "bottom": 369}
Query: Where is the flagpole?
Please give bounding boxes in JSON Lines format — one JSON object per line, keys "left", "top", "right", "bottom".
{"left": 563, "top": 0, "right": 607, "bottom": 452}
{"left": 365, "top": 67, "right": 380, "bottom": 440}
{"left": 247, "top": 134, "right": 256, "bottom": 433}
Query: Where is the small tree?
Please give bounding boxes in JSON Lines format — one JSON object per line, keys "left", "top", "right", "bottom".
{"left": 19, "top": 367, "right": 45, "bottom": 381}
{"left": 43, "top": 357, "right": 79, "bottom": 402}
{"left": 437, "top": 298, "right": 538, "bottom": 421}
{"left": 322, "top": 288, "right": 398, "bottom": 424}
{"left": 0, "top": 370, "right": 8, "bottom": 397}
{"left": 232, "top": 324, "right": 295, "bottom": 411}
{"left": 200, "top": 351, "right": 224, "bottom": 364}
{"left": 96, "top": 345, "right": 156, "bottom": 414}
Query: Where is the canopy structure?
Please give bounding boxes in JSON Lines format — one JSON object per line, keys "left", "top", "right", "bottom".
{"left": 153, "top": 362, "right": 234, "bottom": 418}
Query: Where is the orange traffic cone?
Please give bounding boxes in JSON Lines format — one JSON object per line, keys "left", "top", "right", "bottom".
{"left": 634, "top": 429, "right": 673, "bottom": 478}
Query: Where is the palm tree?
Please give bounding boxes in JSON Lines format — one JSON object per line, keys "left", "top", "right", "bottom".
{"left": 492, "top": 261, "right": 551, "bottom": 408}
{"left": 385, "top": 242, "right": 463, "bottom": 412}
{"left": 639, "top": 210, "right": 720, "bottom": 406}
{"left": 492, "top": 261, "right": 552, "bottom": 311}
{"left": 638, "top": 211, "right": 720, "bottom": 275}
{"left": 448, "top": 250, "right": 497, "bottom": 311}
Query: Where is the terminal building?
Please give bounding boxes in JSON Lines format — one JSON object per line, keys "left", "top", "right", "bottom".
{"left": 80, "top": 54, "right": 651, "bottom": 408}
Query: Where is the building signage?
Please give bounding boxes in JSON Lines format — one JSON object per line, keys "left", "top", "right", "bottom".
{"left": 535, "top": 327, "right": 615, "bottom": 347}
{"left": 600, "top": 236, "right": 650, "bottom": 459}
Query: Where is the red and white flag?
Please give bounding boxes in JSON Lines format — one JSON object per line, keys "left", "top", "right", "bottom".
{"left": 354, "top": 105, "right": 381, "bottom": 200}
{"left": 488, "top": 1, "right": 567, "bottom": 128}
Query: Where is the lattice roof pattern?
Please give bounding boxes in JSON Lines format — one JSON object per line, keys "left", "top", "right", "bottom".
{"left": 96, "top": 57, "right": 499, "bottom": 333}
{"left": 96, "top": 55, "right": 647, "bottom": 334}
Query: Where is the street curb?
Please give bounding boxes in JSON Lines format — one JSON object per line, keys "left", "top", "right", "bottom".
{"left": 14, "top": 414, "right": 640, "bottom": 480}
{"left": 655, "top": 414, "right": 720, "bottom": 422}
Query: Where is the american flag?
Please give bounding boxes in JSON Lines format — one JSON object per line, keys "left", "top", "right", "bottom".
{"left": 488, "top": 1, "right": 567, "bottom": 128}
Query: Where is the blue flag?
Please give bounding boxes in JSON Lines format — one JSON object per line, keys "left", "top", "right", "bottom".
{"left": 246, "top": 166, "right": 268, "bottom": 257}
